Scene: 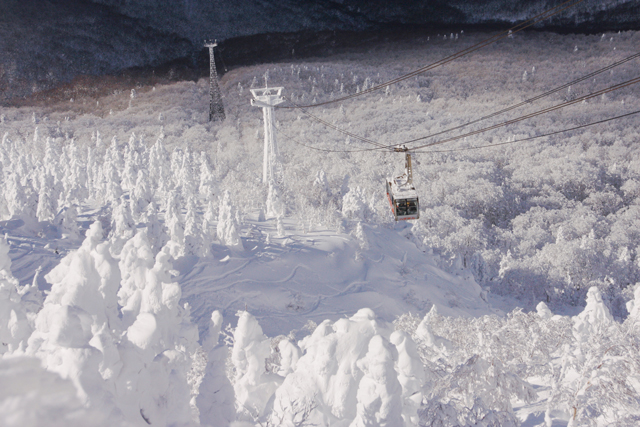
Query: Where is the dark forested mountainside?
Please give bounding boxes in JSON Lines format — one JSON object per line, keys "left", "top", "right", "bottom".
{"left": 1, "top": 0, "right": 639, "bottom": 101}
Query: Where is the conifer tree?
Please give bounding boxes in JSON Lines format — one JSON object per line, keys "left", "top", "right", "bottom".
{"left": 36, "top": 171, "right": 56, "bottom": 222}
{"left": 184, "top": 196, "right": 204, "bottom": 256}
{"left": 110, "top": 196, "right": 135, "bottom": 253}
{"left": 199, "top": 152, "right": 217, "bottom": 198}
{"left": 197, "top": 310, "right": 235, "bottom": 427}
{"left": 202, "top": 196, "right": 218, "bottom": 244}
{"left": 131, "top": 169, "right": 152, "bottom": 219}
{"left": 217, "top": 191, "right": 243, "bottom": 249}
{"left": 179, "top": 149, "right": 196, "bottom": 199}
{"left": 165, "top": 190, "right": 185, "bottom": 258}
{"left": 26, "top": 222, "right": 122, "bottom": 414}
{"left": 142, "top": 201, "right": 167, "bottom": 255}
{"left": 0, "top": 236, "right": 32, "bottom": 355}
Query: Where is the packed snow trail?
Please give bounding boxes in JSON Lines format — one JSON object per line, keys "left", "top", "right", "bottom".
{"left": 178, "top": 216, "right": 491, "bottom": 337}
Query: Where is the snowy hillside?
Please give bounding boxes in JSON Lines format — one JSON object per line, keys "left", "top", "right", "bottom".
{"left": 1, "top": 29, "right": 640, "bottom": 426}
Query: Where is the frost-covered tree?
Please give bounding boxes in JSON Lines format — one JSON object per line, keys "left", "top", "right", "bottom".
{"left": 0, "top": 356, "right": 105, "bottom": 426}
{"left": 550, "top": 287, "right": 640, "bottom": 426}
{"left": 36, "top": 171, "right": 56, "bottom": 222}
{"left": 121, "top": 142, "right": 138, "bottom": 192}
{"left": 271, "top": 309, "right": 389, "bottom": 426}
{"left": 351, "top": 335, "right": 403, "bottom": 427}
{"left": 179, "top": 149, "right": 197, "bottom": 199}
{"left": 142, "top": 201, "right": 167, "bottom": 255}
{"left": 170, "top": 149, "right": 184, "bottom": 190}
{"left": 101, "top": 153, "right": 123, "bottom": 204}
{"left": 184, "top": 196, "right": 204, "bottom": 256}
{"left": 116, "top": 242, "right": 199, "bottom": 427}
{"left": 110, "top": 196, "right": 135, "bottom": 252}
{"left": 117, "top": 230, "right": 156, "bottom": 328}
{"left": 390, "top": 330, "right": 424, "bottom": 427}
{"left": 0, "top": 236, "right": 32, "bottom": 355}
{"left": 217, "top": 190, "right": 243, "bottom": 250}
{"left": 131, "top": 169, "right": 153, "bottom": 219}
{"left": 198, "top": 152, "right": 217, "bottom": 198}
{"left": 5, "top": 172, "right": 27, "bottom": 218}
{"left": 58, "top": 205, "right": 80, "bottom": 240}
{"left": 61, "top": 143, "right": 87, "bottom": 204}
{"left": 165, "top": 190, "right": 185, "bottom": 258}
{"left": 197, "top": 310, "right": 235, "bottom": 427}
{"left": 202, "top": 196, "right": 218, "bottom": 245}
{"left": 342, "top": 186, "right": 371, "bottom": 222}
{"left": 232, "top": 310, "right": 280, "bottom": 421}
{"left": 26, "top": 222, "right": 122, "bottom": 415}
{"left": 149, "top": 134, "right": 171, "bottom": 193}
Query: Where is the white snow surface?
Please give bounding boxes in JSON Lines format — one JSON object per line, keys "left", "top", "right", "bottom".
{"left": 180, "top": 217, "right": 489, "bottom": 338}
{"left": 1, "top": 29, "right": 640, "bottom": 426}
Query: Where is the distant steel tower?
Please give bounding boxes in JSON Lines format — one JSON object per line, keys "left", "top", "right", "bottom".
{"left": 204, "top": 40, "right": 225, "bottom": 122}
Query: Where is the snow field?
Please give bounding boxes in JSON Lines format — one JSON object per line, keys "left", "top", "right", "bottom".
{"left": 0, "top": 29, "right": 640, "bottom": 425}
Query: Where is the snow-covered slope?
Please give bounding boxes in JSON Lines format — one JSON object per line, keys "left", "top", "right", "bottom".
{"left": 180, "top": 217, "right": 490, "bottom": 337}
{"left": 1, "top": 29, "right": 640, "bottom": 426}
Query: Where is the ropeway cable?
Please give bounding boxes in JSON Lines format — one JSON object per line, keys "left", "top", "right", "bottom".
{"left": 411, "top": 109, "right": 640, "bottom": 153}
{"left": 291, "top": 106, "right": 388, "bottom": 148}
{"left": 275, "top": 0, "right": 588, "bottom": 109}
{"left": 281, "top": 75, "right": 640, "bottom": 153}
{"left": 401, "top": 51, "right": 640, "bottom": 146}
{"left": 408, "top": 75, "right": 640, "bottom": 151}
{"left": 289, "top": 51, "right": 640, "bottom": 151}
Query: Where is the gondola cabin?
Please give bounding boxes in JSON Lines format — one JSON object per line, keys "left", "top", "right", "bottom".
{"left": 386, "top": 178, "right": 419, "bottom": 221}
{"left": 386, "top": 146, "right": 419, "bottom": 221}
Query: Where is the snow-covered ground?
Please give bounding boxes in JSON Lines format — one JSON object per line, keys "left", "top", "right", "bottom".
{"left": 1, "top": 29, "right": 640, "bottom": 426}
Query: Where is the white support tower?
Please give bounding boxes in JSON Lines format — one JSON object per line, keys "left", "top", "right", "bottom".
{"left": 204, "top": 40, "right": 225, "bottom": 122}
{"left": 250, "top": 87, "right": 284, "bottom": 184}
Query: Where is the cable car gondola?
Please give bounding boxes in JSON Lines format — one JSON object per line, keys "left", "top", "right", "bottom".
{"left": 386, "top": 146, "right": 419, "bottom": 221}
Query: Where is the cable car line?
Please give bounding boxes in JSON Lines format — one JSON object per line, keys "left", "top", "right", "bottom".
{"left": 286, "top": 75, "right": 640, "bottom": 154}
{"left": 281, "top": 106, "right": 640, "bottom": 156}
{"left": 408, "top": 75, "right": 640, "bottom": 151}
{"left": 275, "top": 0, "right": 587, "bottom": 110}
{"left": 291, "top": 105, "right": 388, "bottom": 148}
{"left": 411, "top": 109, "right": 640, "bottom": 153}
{"left": 400, "top": 51, "right": 640, "bottom": 146}
{"left": 287, "top": 51, "right": 640, "bottom": 152}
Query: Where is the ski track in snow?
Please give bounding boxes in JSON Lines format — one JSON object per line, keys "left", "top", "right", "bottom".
{"left": 166, "top": 217, "right": 492, "bottom": 337}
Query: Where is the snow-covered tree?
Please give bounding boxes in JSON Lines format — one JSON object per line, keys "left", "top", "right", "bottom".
{"left": 198, "top": 152, "right": 217, "bottom": 198}
{"left": 110, "top": 196, "right": 135, "bottom": 252}
{"left": 197, "top": 310, "right": 235, "bottom": 427}
{"left": 232, "top": 310, "right": 280, "bottom": 421}
{"left": 60, "top": 204, "right": 81, "bottom": 240}
{"left": 390, "top": 330, "right": 424, "bottom": 427}
{"left": 351, "top": 335, "right": 403, "bottom": 427}
{"left": 202, "top": 196, "right": 218, "bottom": 245}
{"left": 179, "top": 149, "right": 197, "bottom": 199}
{"left": 0, "top": 236, "right": 32, "bottom": 355}
{"left": 131, "top": 169, "right": 153, "bottom": 219}
{"left": 165, "top": 190, "right": 185, "bottom": 258}
{"left": 36, "top": 171, "right": 56, "bottom": 222}
{"left": 217, "top": 190, "right": 243, "bottom": 250}
{"left": 142, "top": 201, "right": 167, "bottom": 255}
{"left": 116, "top": 242, "right": 199, "bottom": 427}
{"left": 184, "top": 196, "right": 204, "bottom": 256}
{"left": 26, "top": 222, "right": 122, "bottom": 415}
